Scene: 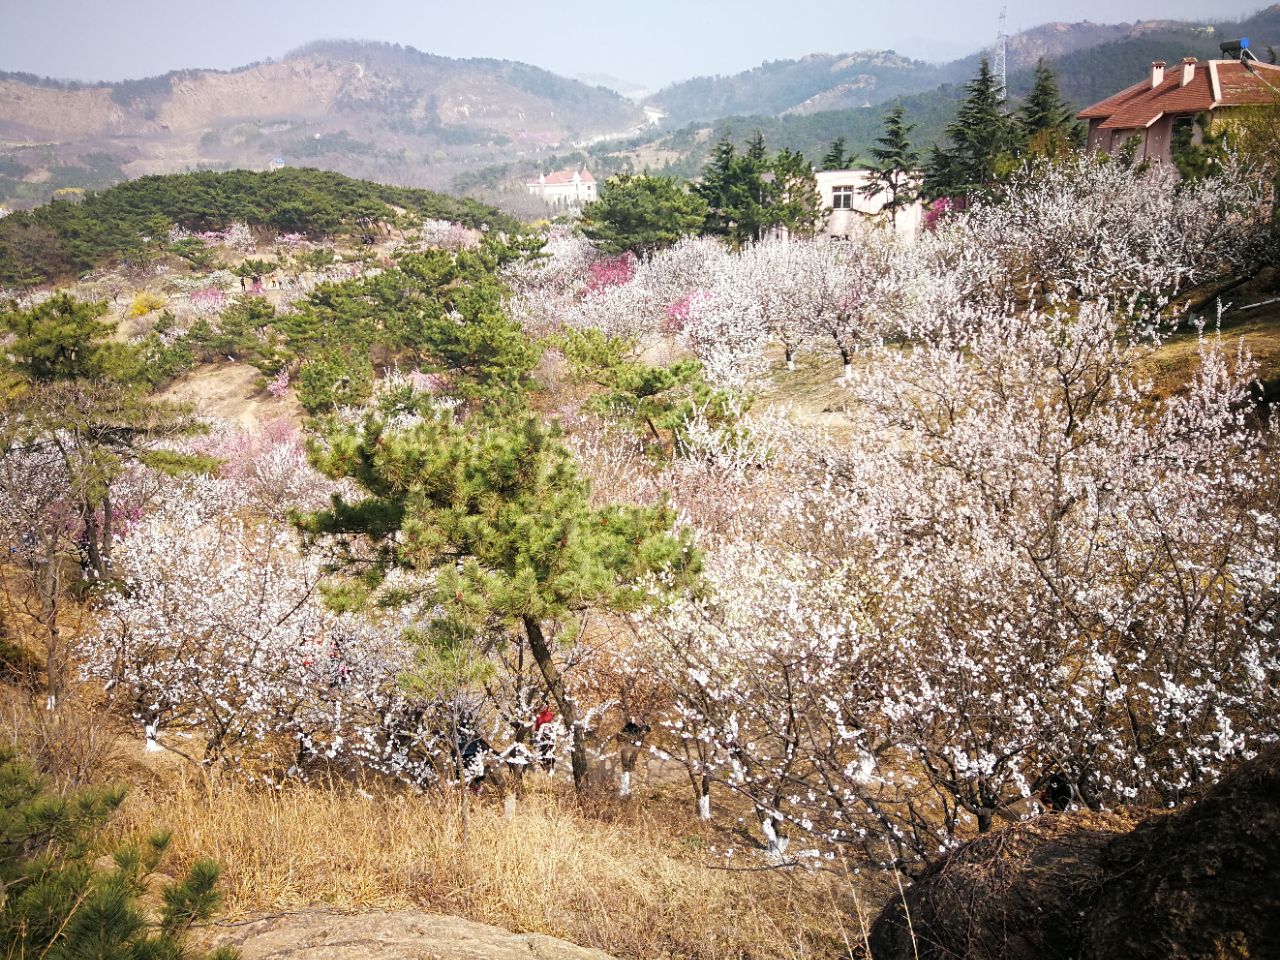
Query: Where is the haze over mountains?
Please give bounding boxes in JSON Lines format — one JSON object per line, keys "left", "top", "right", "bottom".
{"left": 1, "top": 5, "right": 1277, "bottom": 212}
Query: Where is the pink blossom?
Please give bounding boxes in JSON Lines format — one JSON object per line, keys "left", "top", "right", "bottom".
{"left": 266, "top": 369, "right": 290, "bottom": 398}
{"left": 584, "top": 252, "right": 636, "bottom": 296}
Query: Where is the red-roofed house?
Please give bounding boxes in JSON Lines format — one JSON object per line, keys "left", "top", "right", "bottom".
{"left": 1079, "top": 56, "right": 1280, "bottom": 165}
{"left": 526, "top": 168, "right": 598, "bottom": 208}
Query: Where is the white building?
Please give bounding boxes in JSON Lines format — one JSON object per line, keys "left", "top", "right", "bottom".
{"left": 816, "top": 169, "right": 923, "bottom": 240}
{"left": 526, "top": 168, "right": 597, "bottom": 208}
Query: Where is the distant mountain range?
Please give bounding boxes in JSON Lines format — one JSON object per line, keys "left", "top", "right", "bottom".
{"left": 1, "top": 8, "right": 1278, "bottom": 215}
{"left": 643, "top": 6, "right": 1280, "bottom": 125}
{"left": 0, "top": 40, "right": 642, "bottom": 208}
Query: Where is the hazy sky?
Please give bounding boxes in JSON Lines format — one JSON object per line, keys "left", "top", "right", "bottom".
{"left": 0, "top": 0, "right": 1266, "bottom": 90}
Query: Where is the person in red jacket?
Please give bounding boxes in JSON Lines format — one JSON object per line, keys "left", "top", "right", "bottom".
{"left": 533, "top": 705, "right": 557, "bottom": 773}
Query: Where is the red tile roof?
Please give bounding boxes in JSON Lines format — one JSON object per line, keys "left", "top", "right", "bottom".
{"left": 527, "top": 168, "right": 595, "bottom": 186}
{"left": 1078, "top": 59, "right": 1280, "bottom": 131}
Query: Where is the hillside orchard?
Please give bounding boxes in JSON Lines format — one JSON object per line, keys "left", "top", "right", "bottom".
{"left": 1, "top": 153, "right": 1277, "bottom": 884}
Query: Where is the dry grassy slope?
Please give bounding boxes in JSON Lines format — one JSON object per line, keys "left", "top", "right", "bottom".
{"left": 153, "top": 59, "right": 362, "bottom": 134}
{"left": 0, "top": 49, "right": 641, "bottom": 144}
{"left": 0, "top": 80, "right": 134, "bottom": 139}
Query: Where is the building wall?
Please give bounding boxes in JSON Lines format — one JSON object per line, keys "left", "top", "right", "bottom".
{"left": 815, "top": 169, "right": 923, "bottom": 240}
{"left": 1087, "top": 119, "right": 1114, "bottom": 154}
{"left": 527, "top": 179, "right": 597, "bottom": 208}
{"left": 1142, "top": 115, "right": 1175, "bottom": 165}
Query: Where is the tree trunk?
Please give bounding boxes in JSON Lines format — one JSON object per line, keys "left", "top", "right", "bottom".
{"left": 758, "top": 808, "right": 789, "bottom": 861}
{"left": 100, "top": 491, "right": 114, "bottom": 574}
{"left": 523, "top": 616, "right": 590, "bottom": 792}
{"left": 39, "top": 534, "right": 63, "bottom": 710}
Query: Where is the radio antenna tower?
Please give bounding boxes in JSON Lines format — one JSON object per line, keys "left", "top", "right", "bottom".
{"left": 994, "top": 5, "right": 1008, "bottom": 100}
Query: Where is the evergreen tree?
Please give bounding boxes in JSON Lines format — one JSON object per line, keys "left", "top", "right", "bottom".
{"left": 695, "top": 139, "right": 743, "bottom": 240}
{"left": 922, "top": 144, "right": 955, "bottom": 203}
{"left": 297, "top": 406, "right": 700, "bottom": 793}
{"left": 695, "top": 134, "right": 773, "bottom": 245}
{"left": 697, "top": 134, "right": 823, "bottom": 243}
{"left": 580, "top": 174, "right": 708, "bottom": 256}
{"left": 821, "top": 137, "right": 849, "bottom": 171}
{"left": 2, "top": 293, "right": 135, "bottom": 384}
{"left": 924, "top": 58, "right": 1018, "bottom": 201}
{"left": 0, "top": 297, "right": 212, "bottom": 706}
{"left": 860, "top": 104, "right": 921, "bottom": 226}
{"left": 558, "top": 328, "right": 751, "bottom": 458}
{"left": 0, "top": 748, "right": 236, "bottom": 960}
{"left": 282, "top": 244, "right": 540, "bottom": 413}
{"left": 1170, "top": 112, "right": 1227, "bottom": 182}
{"left": 766, "top": 148, "right": 824, "bottom": 238}
{"left": 1, "top": 296, "right": 212, "bottom": 582}
{"left": 1019, "top": 58, "right": 1083, "bottom": 158}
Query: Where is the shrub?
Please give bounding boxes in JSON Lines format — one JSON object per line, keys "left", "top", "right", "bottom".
{"left": 0, "top": 747, "right": 237, "bottom": 959}
{"left": 126, "top": 291, "right": 166, "bottom": 318}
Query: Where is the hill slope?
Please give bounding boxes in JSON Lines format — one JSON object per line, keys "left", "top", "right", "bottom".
{"left": 0, "top": 41, "right": 644, "bottom": 207}
{"left": 0, "top": 167, "right": 519, "bottom": 286}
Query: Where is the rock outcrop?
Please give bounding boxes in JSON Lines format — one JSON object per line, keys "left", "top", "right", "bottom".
{"left": 208, "top": 909, "right": 619, "bottom": 960}
{"left": 869, "top": 745, "right": 1280, "bottom": 960}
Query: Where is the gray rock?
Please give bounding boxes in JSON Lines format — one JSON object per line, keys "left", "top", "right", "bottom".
{"left": 209, "top": 909, "right": 619, "bottom": 960}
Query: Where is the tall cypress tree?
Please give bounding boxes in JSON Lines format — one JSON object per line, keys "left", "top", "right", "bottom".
{"left": 695, "top": 139, "right": 745, "bottom": 240}
{"left": 740, "top": 131, "right": 772, "bottom": 242}
{"left": 695, "top": 135, "right": 770, "bottom": 245}
{"left": 924, "top": 58, "right": 1017, "bottom": 201}
{"left": 822, "top": 137, "right": 849, "bottom": 171}
{"left": 860, "top": 104, "right": 921, "bottom": 226}
{"left": 1019, "top": 58, "right": 1082, "bottom": 156}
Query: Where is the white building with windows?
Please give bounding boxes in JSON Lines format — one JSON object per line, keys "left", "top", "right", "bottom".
{"left": 816, "top": 169, "right": 923, "bottom": 239}
{"left": 526, "top": 168, "right": 598, "bottom": 208}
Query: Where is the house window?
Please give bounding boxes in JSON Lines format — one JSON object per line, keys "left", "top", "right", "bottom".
{"left": 831, "top": 185, "right": 856, "bottom": 209}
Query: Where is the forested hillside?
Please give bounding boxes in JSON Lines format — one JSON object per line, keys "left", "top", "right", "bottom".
{"left": 646, "top": 51, "right": 952, "bottom": 126}
{"left": 0, "top": 168, "right": 518, "bottom": 286}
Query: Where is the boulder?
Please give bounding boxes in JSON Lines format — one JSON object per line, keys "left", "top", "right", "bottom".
{"left": 1083, "top": 746, "right": 1280, "bottom": 960}
{"left": 208, "top": 909, "right": 619, "bottom": 960}
{"left": 867, "top": 810, "right": 1134, "bottom": 960}
{"left": 869, "top": 745, "right": 1280, "bottom": 960}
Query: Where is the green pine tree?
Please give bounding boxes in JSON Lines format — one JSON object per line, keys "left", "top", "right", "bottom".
{"left": 0, "top": 748, "right": 237, "bottom": 960}
{"left": 557, "top": 328, "right": 752, "bottom": 458}
{"left": 296, "top": 405, "right": 701, "bottom": 793}
{"left": 766, "top": 148, "right": 824, "bottom": 238}
{"left": 695, "top": 137, "right": 769, "bottom": 245}
{"left": 821, "top": 137, "right": 849, "bottom": 171}
{"left": 580, "top": 174, "right": 708, "bottom": 256}
{"left": 1170, "top": 112, "right": 1227, "bottom": 182}
{"left": 1019, "top": 58, "right": 1083, "bottom": 158}
{"left": 2, "top": 293, "right": 134, "bottom": 384}
{"left": 924, "top": 57, "right": 1018, "bottom": 201}
{"left": 1, "top": 296, "right": 214, "bottom": 706}
{"left": 860, "top": 104, "right": 921, "bottom": 227}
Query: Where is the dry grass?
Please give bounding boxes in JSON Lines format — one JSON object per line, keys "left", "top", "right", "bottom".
{"left": 120, "top": 775, "right": 861, "bottom": 959}
{"left": 1141, "top": 307, "right": 1280, "bottom": 401}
